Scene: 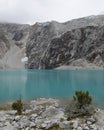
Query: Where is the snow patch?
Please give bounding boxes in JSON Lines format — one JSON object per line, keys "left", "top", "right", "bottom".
{"left": 21, "top": 57, "right": 28, "bottom": 62}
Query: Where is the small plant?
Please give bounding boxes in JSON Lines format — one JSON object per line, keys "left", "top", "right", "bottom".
{"left": 12, "top": 96, "right": 23, "bottom": 115}
{"left": 65, "top": 90, "right": 94, "bottom": 120}
{"left": 60, "top": 118, "right": 64, "bottom": 122}
{"left": 73, "top": 91, "right": 92, "bottom": 109}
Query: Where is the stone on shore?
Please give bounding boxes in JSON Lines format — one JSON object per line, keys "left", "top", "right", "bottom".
{"left": 0, "top": 98, "right": 103, "bottom": 130}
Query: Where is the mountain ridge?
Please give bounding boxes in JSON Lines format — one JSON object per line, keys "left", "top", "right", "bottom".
{"left": 0, "top": 15, "right": 104, "bottom": 69}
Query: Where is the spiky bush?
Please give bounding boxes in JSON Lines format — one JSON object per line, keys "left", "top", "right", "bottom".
{"left": 65, "top": 91, "right": 94, "bottom": 119}
{"left": 12, "top": 98, "right": 23, "bottom": 115}
{"left": 73, "top": 91, "right": 92, "bottom": 109}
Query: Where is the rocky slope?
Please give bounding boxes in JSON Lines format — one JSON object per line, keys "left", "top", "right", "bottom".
{"left": 0, "top": 15, "right": 104, "bottom": 69}
{"left": 0, "top": 23, "right": 30, "bottom": 69}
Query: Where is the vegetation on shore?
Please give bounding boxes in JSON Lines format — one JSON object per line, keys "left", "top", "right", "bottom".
{"left": 12, "top": 97, "right": 23, "bottom": 115}
{"left": 65, "top": 91, "right": 94, "bottom": 120}
{"left": 11, "top": 90, "right": 94, "bottom": 120}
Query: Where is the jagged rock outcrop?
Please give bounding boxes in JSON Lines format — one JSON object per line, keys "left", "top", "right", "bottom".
{"left": 39, "top": 26, "right": 104, "bottom": 69}
{"left": 0, "top": 15, "right": 104, "bottom": 69}
{"left": 26, "top": 15, "right": 104, "bottom": 69}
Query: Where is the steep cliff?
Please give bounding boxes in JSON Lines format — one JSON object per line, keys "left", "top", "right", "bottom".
{"left": 26, "top": 15, "right": 104, "bottom": 69}
{"left": 39, "top": 26, "right": 104, "bottom": 69}
{"left": 0, "top": 15, "right": 104, "bottom": 69}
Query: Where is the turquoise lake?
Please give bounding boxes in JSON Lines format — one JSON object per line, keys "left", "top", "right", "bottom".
{"left": 0, "top": 70, "right": 104, "bottom": 105}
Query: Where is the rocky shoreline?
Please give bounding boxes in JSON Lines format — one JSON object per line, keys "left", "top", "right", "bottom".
{"left": 56, "top": 65, "right": 104, "bottom": 70}
{"left": 0, "top": 98, "right": 104, "bottom": 130}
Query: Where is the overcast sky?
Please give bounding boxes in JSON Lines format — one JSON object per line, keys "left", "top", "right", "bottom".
{"left": 0, "top": 0, "right": 104, "bottom": 24}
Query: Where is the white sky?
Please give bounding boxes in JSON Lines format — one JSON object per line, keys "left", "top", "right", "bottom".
{"left": 0, "top": 0, "right": 103, "bottom": 24}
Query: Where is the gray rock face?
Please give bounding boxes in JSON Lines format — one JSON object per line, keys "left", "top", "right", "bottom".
{"left": 26, "top": 15, "right": 104, "bottom": 69}
{"left": 0, "top": 15, "right": 104, "bottom": 69}
{"left": 0, "top": 23, "right": 30, "bottom": 69}
{"left": 39, "top": 26, "right": 104, "bottom": 69}
{"left": 26, "top": 22, "right": 60, "bottom": 69}
{"left": 0, "top": 32, "right": 10, "bottom": 58}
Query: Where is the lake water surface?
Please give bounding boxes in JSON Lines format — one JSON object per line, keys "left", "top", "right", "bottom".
{"left": 0, "top": 70, "right": 104, "bottom": 105}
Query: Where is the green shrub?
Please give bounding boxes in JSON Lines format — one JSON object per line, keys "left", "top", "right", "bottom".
{"left": 73, "top": 91, "right": 92, "bottom": 109}
{"left": 12, "top": 97, "right": 23, "bottom": 115}
{"left": 65, "top": 90, "right": 94, "bottom": 120}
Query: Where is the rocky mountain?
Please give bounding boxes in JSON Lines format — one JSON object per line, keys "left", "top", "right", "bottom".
{"left": 0, "top": 23, "right": 30, "bottom": 69}
{"left": 0, "top": 15, "right": 104, "bottom": 69}
{"left": 26, "top": 15, "right": 104, "bottom": 69}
